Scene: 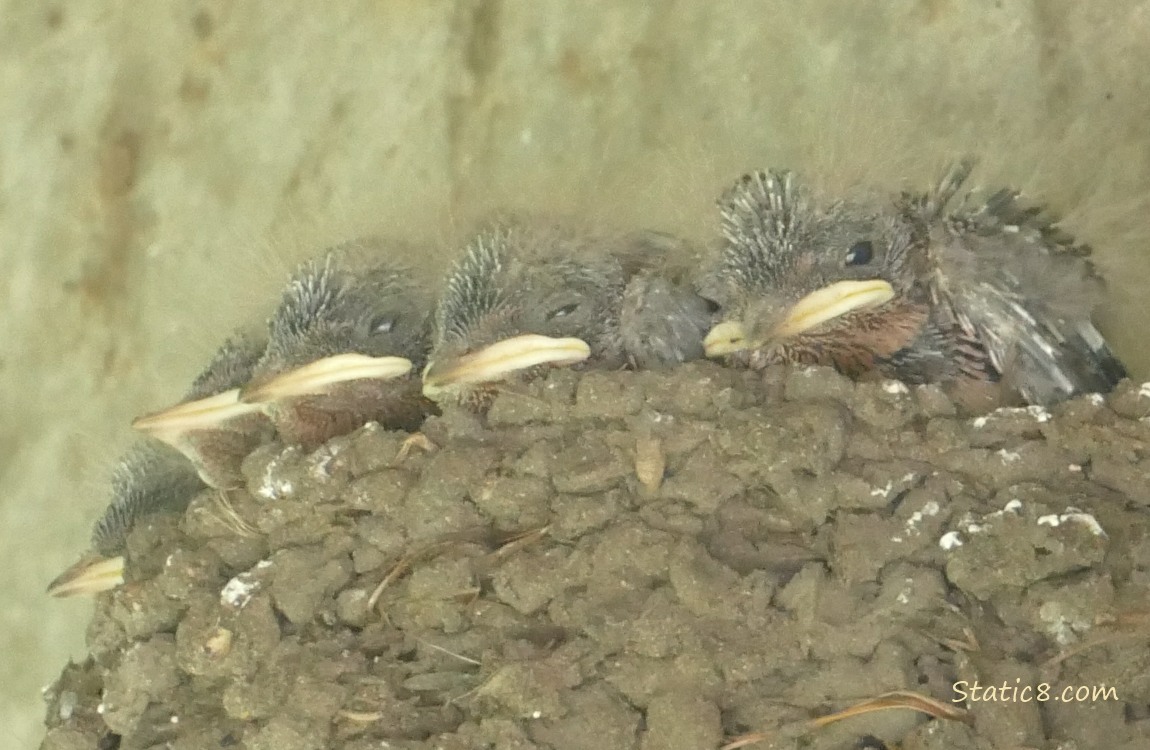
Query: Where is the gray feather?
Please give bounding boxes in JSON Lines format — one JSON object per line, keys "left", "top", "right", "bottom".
{"left": 710, "top": 170, "right": 806, "bottom": 296}
{"left": 91, "top": 443, "right": 204, "bottom": 556}
{"left": 915, "top": 159, "right": 1126, "bottom": 402}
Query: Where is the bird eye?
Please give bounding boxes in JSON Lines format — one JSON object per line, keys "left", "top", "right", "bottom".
{"left": 370, "top": 317, "right": 395, "bottom": 333}
{"left": 547, "top": 303, "right": 580, "bottom": 321}
{"left": 844, "top": 240, "right": 874, "bottom": 266}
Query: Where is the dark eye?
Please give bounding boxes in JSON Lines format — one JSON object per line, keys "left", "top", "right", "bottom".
{"left": 844, "top": 240, "right": 874, "bottom": 266}
{"left": 370, "top": 316, "right": 395, "bottom": 333}
{"left": 547, "top": 303, "right": 580, "bottom": 321}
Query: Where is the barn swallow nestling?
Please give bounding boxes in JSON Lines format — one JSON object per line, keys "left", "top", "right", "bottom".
{"left": 46, "top": 443, "right": 205, "bottom": 597}
{"left": 700, "top": 161, "right": 1127, "bottom": 406}
{"left": 421, "top": 219, "right": 713, "bottom": 407}
{"left": 131, "top": 331, "right": 271, "bottom": 489}
{"left": 51, "top": 332, "right": 271, "bottom": 597}
{"left": 238, "top": 238, "right": 436, "bottom": 450}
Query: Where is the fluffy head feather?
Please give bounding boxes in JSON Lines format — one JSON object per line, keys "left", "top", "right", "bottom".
{"left": 259, "top": 237, "right": 431, "bottom": 375}
{"left": 91, "top": 443, "right": 204, "bottom": 557}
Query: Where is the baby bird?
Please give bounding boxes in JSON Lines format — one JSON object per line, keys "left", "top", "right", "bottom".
{"left": 46, "top": 442, "right": 204, "bottom": 597}
{"left": 421, "top": 218, "right": 713, "bottom": 406}
{"left": 131, "top": 331, "right": 271, "bottom": 489}
{"left": 700, "top": 161, "right": 1126, "bottom": 405}
{"left": 239, "top": 238, "right": 436, "bottom": 450}
{"left": 48, "top": 332, "right": 262, "bottom": 597}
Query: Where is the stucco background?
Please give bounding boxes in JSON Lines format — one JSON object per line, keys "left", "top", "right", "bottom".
{"left": 2, "top": 2, "right": 1148, "bottom": 747}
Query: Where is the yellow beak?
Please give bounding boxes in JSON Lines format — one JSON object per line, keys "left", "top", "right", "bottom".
{"left": 422, "top": 334, "right": 591, "bottom": 399}
{"left": 704, "top": 279, "right": 896, "bottom": 357}
{"left": 702, "top": 320, "right": 751, "bottom": 358}
{"left": 240, "top": 353, "right": 413, "bottom": 403}
{"left": 46, "top": 555, "right": 125, "bottom": 597}
{"left": 132, "top": 388, "right": 266, "bottom": 442}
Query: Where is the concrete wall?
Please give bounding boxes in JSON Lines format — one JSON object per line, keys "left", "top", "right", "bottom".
{"left": 3, "top": 1, "right": 1147, "bottom": 746}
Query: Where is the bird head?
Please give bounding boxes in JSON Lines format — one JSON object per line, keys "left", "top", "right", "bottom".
{"left": 421, "top": 221, "right": 633, "bottom": 404}
{"left": 47, "top": 443, "right": 204, "bottom": 597}
{"left": 700, "top": 170, "right": 923, "bottom": 371}
{"left": 239, "top": 240, "right": 426, "bottom": 405}
{"left": 131, "top": 331, "right": 269, "bottom": 465}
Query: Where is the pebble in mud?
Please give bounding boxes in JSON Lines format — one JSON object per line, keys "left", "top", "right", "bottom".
{"left": 41, "top": 364, "right": 1150, "bottom": 749}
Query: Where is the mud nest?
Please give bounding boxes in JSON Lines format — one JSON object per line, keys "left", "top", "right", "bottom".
{"left": 41, "top": 364, "right": 1150, "bottom": 750}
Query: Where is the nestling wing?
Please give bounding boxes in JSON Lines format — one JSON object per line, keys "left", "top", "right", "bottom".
{"left": 918, "top": 162, "right": 1126, "bottom": 403}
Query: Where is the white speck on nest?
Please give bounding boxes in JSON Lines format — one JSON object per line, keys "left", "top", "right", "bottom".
{"left": 978, "top": 501, "right": 1023, "bottom": 526}
{"left": 220, "top": 560, "right": 271, "bottom": 608}
{"left": 258, "top": 458, "right": 294, "bottom": 500}
{"left": 882, "top": 380, "right": 909, "bottom": 395}
{"left": 165, "top": 553, "right": 176, "bottom": 568}
{"left": 1087, "top": 393, "right": 1105, "bottom": 406}
{"left": 870, "top": 481, "right": 893, "bottom": 497}
{"left": 939, "top": 531, "right": 964, "bottom": 550}
{"left": 221, "top": 576, "right": 259, "bottom": 608}
{"left": 1037, "top": 508, "right": 1107, "bottom": 537}
{"left": 1138, "top": 382, "right": 1150, "bottom": 399}
{"left": 1039, "top": 601, "right": 1091, "bottom": 646}
{"left": 170, "top": 715, "right": 180, "bottom": 724}
{"left": 979, "top": 405, "right": 1051, "bottom": 425}
{"left": 1042, "top": 613, "right": 1077, "bottom": 646}
{"left": 1068, "top": 464, "right": 1082, "bottom": 472}
{"left": 1025, "top": 405, "right": 1052, "bottom": 422}
{"left": 901, "top": 500, "right": 940, "bottom": 541}
{"left": 309, "top": 447, "right": 339, "bottom": 480}
{"left": 993, "top": 405, "right": 1050, "bottom": 422}
{"left": 901, "top": 472, "right": 917, "bottom": 483}
{"left": 997, "top": 449, "right": 1021, "bottom": 464}
{"left": 96, "top": 703, "right": 106, "bottom": 715}
{"left": 57, "top": 690, "right": 76, "bottom": 720}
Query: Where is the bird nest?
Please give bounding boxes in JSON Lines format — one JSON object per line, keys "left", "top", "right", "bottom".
{"left": 41, "top": 364, "right": 1150, "bottom": 750}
